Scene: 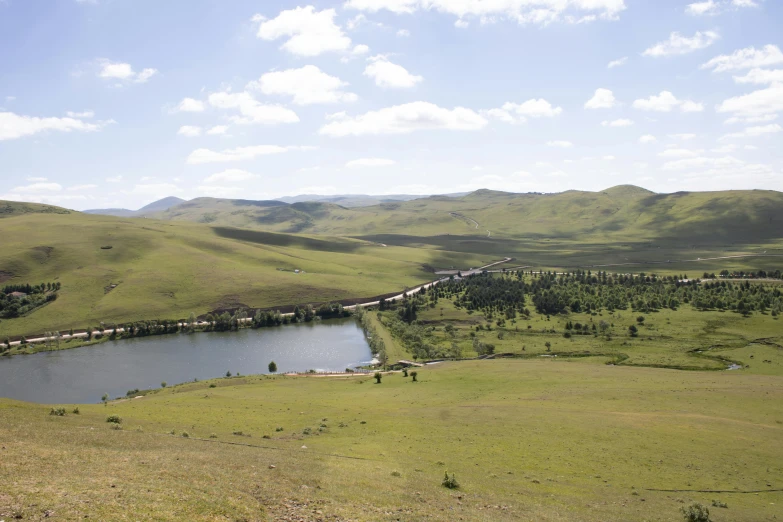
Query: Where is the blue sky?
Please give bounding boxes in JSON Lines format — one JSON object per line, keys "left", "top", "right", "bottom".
{"left": 1, "top": 0, "right": 782, "bottom": 210}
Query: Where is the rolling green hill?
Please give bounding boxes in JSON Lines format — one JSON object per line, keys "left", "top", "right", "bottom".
{"left": 0, "top": 211, "right": 490, "bottom": 338}
{"left": 2, "top": 186, "right": 783, "bottom": 337}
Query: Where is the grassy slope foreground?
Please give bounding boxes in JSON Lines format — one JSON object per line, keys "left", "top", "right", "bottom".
{"left": 0, "top": 208, "right": 490, "bottom": 338}
{"left": 1, "top": 359, "right": 781, "bottom": 521}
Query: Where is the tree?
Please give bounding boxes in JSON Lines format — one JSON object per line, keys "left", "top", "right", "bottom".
{"left": 628, "top": 324, "right": 638, "bottom": 337}
{"left": 226, "top": 371, "right": 232, "bottom": 377}
{"left": 636, "top": 316, "right": 645, "bottom": 324}
{"left": 545, "top": 341, "right": 552, "bottom": 352}
{"left": 101, "top": 393, "right": 109, "bottom": 406}
{"left": 268, "top": 361, "right": 277, "bottom": 373}
{"left": 410, "top": 371, "right": 418, "bottom": 382}
{"left": 374, "top": 372, "right": 382, "bottom": 384}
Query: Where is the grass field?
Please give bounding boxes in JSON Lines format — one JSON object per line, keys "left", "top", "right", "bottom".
{"left": 1, "top": 359, "right": 781, "bottom": 521}
{"left": 0, "top": 211, "right": 491, "bottom": 338}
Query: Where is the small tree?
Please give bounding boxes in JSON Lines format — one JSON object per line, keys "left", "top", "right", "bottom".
{"left": 226, "top": 371, "right": 232, "bottom": 377}
{"left": 161, "top": 381, "right": 167, "bottom": 388}
{"left": 410, "top": 371, "right": 418, "bottom": 382}
{"left": 628, "top": 325, "right": 638, "bottom": 337}
{"left": 545, "top": 341, "right": 552, "bottom": 352}
{"left": 636, "top": 316, "right": 645, "bottom": 324}
{"left": 681, "top": 503, "right": 711, "bottom": 522}
{"left": 442, "top": 472, "right": 459, "bottom": 489}
{"left": 402, "top": 368, "right": 408, "bottom": 377}
{"left": 374, "top": 372, "right": 382, "bottom": 384}
{"left": 268, "top": 361, "right": 277, "bottom": 373}
{"left": 101, "top": 393, "right": 109, "bottom": 406}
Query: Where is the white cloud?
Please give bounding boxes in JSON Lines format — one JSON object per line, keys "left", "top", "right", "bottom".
{"left": 601, "top": 118, "right": 633, "bottom": 127}
{"left": 686, "top": 0, "right": 719, "bottom": 15}
{"left": 546, "top": 140, "right": 573, "bottom": 148}
{"left": 716, "top": 84, "right": 783, "bottom": 117}
{"left": 66, "top": 110, "right": 94, "bottom": 118}
{"left": 396, "top": 29, "right": 410, "bottom": 37}
{"left": 177, "top": 125, "right": 202, "bottom": 137}
{"left": 318, "top": 101, "right": 487, "bottom": 137}
{"left": 493, "top": 99, "right": 563, "bottom": 124}
{"left": 106, "top": 175, "right": 123, "bottom": 183}
{"left": 352, "top": 44, "right": 370, "bottom": 55}
{"left": 203, "top": 169, "right": 257, "bottom": 184}
{"left": 454, "top": 19, "right": 470, "bottom": 28}
{"left": 346, "top": 158, "right": 396, "bottom": 168}
{"left": 701, "top": 44, "right": 783, "bottom": 72}
{"left": 208, "top": 91, "right": 299, "bottom": 125}
{"left": 720, "top": 123, "right": 781, "bottom": 140}
{"left": 10, "top": 182, "right": 63, "bottom": 194}
{"left": 642, "top": 31, "right": 719, "bottom": 57}
{"left": 26, "top": 177, "right": 48, "bottom": 182}
{"left": 639, "top": 134, "right": 657, "bottom": 144}
{"left": 255, "top": 6, "right": 351, "bottom": 56}
{"left": 175, "top": 98, "right": 205, "bottom": 112}
{"left": 669, "top": 133, "right": 697, "bottom": 140}
{"left": 607, "top": 57, "right": 627, "bottom": 68}
{"left": 584, "top": 88, "right": 616, "bottom": 109}
{"left": 724, "top": 114, "right": 778, "bottom": 125}
{"left": 67, "top": 184, "right": 98, "bottom": 191}
{"left": 250, "top": 65, "right": 357, "bottom": 105}
{"left": 733, "top": 68, "right": 783, "bottom": 85}
{"left": 98, "top": 60, "right": 157, "bottom": 83}
{"left": 342, "top": 0, "right": 627, "bottom": 26}
{"left": 186, "top": 145, "right": 309, "bottom": 164}
{"left": 364, "top": 56, "right": 423, "bottom": 88}
{"left": 0, "top": 111, "right": 102, "bottom": 141}
{"left": 207, "top": 125, "right": 229, "bottom": 135}
{"left": 632, "top": 91, "right": 703, "bottom": 112}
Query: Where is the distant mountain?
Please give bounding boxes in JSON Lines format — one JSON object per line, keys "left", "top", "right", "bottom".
{"left": 275, "top": 193, "right": 468, "bottom": 208}
{"left": 136, "top": 196, "right": 186, "bottom": 214}
{"left": 84, "top": 197, "right": 186, "bottom": 217}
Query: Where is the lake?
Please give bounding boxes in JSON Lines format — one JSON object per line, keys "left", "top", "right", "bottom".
{"left": 0, "top": 319, "right": 372, "bottom": 404}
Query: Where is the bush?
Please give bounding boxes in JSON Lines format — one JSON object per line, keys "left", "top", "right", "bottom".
{"left": 268, "top": 361, "right": 277, "bottom": 373}
{"left": 72, "top": 407, "right": 80, "bottom": 414}
{"left": 181, "top": 432, "right": 189, "bottom": 438}
{"left": 374, "top": 372, "right": 382, "bottom": 384}
{"left": 276, "top": 426, "right": 284, "bottom": 432}
{"left": 209, "top": 383, "right": 217, "bottom": 388}
{"left": 209, "top": 433, "right": 217, "bottom": 438}
{"left": 711, "top": 500, "right": 727, "bottom": 509}
{"left": 442, "top": 472, "right": 459, "bottom": 489}
{"left": 226, "top": 371, "right": 232, "bottom": 377}
{"left": 411, "top": 371, "right": 418, "bottom": 382}
{"left": 402, "top": 368, "right": 408, "bottom": 377}
{"left": 106, "top": 415, "right": 122, "bottom": 424}
{"left": 49, "top": 407, "right": 66, "bottom": 416}
{"left": 681, "top": 503, "right": 711, "bottom": 522}
{"left": 161, "top": 381, "right": 167, "bottom": 388}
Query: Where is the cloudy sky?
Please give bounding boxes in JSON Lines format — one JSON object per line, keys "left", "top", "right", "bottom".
{"left": 1, "top": 0, "right": 782, "bottom": 210}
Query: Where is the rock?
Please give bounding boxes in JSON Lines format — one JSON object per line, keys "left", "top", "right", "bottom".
{"left": 269, "top": 465, "right": 276, "bottom": 469}
{"left": 301, "top": 445, "right": 307, "bottom": 449}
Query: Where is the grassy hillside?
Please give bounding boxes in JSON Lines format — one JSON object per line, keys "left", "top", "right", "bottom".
{"left": 0, "top": 211, "right": 491, "bottom": 337}
{"left": 1, "top": 359, "right": 780, "bottom": 520}
{"left": 140, "top": 187, "right": 783, "bottom": 267}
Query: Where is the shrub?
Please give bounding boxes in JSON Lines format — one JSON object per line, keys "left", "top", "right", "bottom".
{"left": 545, "top": 342, "right": 552, "bottom": 352}
{"left": 275, "top": 427, "right": 284, "bottom": 432}
{"left": 225, "top": 371, "right": 232, "bottom": 377}
{"left": 442, "top": 472, "right": 459, "bottom": 489}
{"left": 209, "top": 433, "right": 217, "bottom": 439}
{"left": 268, "top": 361, "right": 277, "bottom": 373}
{"left": 374, "top": 372, "right": 382, "bottom": 384}
{"left": 411, "top": 371, "right": 418, "bottom": 382}
{"left": 106, "top": 415, "right": 122, "bottom": 424}
{"left": 711, "top": 500, "right": 727, "bottom": 509}
{"left": 681, "top": 503, "right": 711, "bottom": 522}
{"left": 232, "top": 431, "right": 244, "bottom": 436}
{"left": 563, "top": 332, "right": 572, "bottom": 339}
{"left": 637, "top": 316, "right": 645, "bottom": 324}
{"left": 110, "top": 423, "right": 122, "bottom": 430}
{"left": 72, "top": 407, "right": 80, "bottom": 414}
{"left": 628, "top": 325, "right": 638, "bottom": 337}
{"left": 161, "top": 381, "right": 167, "bottom": 388}
{"left": 302, "top": 427, "right": 312, "bottom": 435}
{"left": 181, "top": 432, "right": 189, "bottom": 438}
{"left": 209, "top": 383, "right": 217, "bottom": 388}
{"left": 49, "top": 407, "right": 66, "bottom": 416}
{"left": 402, "top": 368, "right": 408, "bottom": 377}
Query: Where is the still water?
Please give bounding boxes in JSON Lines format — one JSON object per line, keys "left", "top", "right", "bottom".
{"left": 0, "top": 319, "right": 372, "bottom": 404}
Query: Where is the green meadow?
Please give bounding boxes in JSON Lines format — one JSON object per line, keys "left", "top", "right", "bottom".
{"left": 1, "top": 359, "right": 780, "bottom": 521}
